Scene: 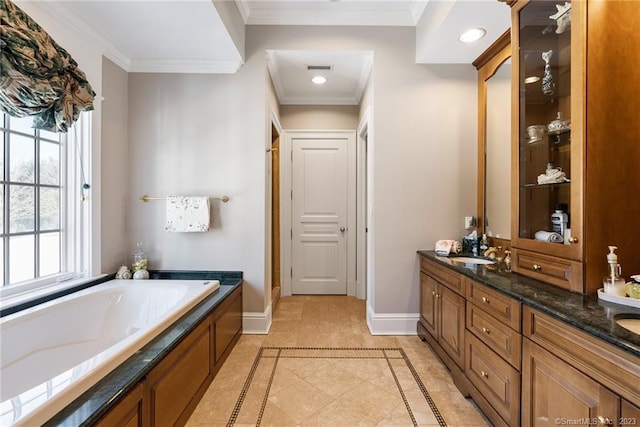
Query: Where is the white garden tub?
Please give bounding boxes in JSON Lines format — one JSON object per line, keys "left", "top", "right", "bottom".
{"left": 0, "top": 279, "right": 220, "bottom": 426}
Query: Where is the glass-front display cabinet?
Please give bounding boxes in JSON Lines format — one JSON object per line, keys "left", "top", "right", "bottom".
{"left": 510, "top": 0, "right": 640, "bottom": 294}
{"left": 511, "top": 0, "right": 584, "bottom": 291}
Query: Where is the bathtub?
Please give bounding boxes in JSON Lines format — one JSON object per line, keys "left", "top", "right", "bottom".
{"left": 0, "top": 279, "right": 220, "bottom": 426}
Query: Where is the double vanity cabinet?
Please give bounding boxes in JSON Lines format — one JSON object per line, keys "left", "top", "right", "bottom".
{"left": 454, "top": 2, "right": 640, "bottom": 421}
{"left": 418, "top": 252, "right": 640, "bottom": 426}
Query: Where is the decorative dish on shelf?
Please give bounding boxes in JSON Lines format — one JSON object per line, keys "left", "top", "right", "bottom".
{"left": 598, "top": 289, "right": 640, "bottom": 309}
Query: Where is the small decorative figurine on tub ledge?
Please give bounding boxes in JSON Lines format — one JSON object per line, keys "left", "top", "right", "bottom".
{"left": 115, "top": 265, "right": 132, "bottom": 279}
{"left": 133, "top": 269, "right": 149, "bottom": 280}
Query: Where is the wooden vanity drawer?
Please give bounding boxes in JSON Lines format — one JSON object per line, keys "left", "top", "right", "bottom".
{"left": 466, "top": 303, "right": 521, "bottom": 369}
{"left": 512, "top": 248, "right": 582, "bottom": 293}
{"left": 465, "top": 332, "right": 521, "bottom": 426}
{"left": 420, "top": 256, "right": 463, "bottom": 295}
{"left": 465, "top": 279, "right": 521, "bottom": 331}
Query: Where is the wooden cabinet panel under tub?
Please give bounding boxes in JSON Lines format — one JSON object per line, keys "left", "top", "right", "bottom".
{"left": 94, "top": 382, "right": 148, "bottom": 427}
{"left": 92, "top": 283, "right": 244, "bottom": 427}
{"left": 213, "top": 285, "right": 243, "bottom": 368}
{"left": 147, "top": 317, "right": 214, "bottom": 427}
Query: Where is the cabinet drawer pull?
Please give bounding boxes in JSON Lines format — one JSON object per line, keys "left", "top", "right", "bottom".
{"left": 481, "top": 296, "right": 490, "bottom": 304}
{"left": 480, "top": 371, "right": 489, "bottom": 379}
{"left": 481, "top": 327, "right": 490, "bottom": 334}
{"left": 533, "top": 264, "right": 542, "bottom": 271}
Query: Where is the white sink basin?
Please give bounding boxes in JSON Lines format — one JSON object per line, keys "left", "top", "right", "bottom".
{"left": 449, "top": 256, "right": 496, "bottom": 265}
{"left": 616, "top": 318, "right": 640, "bottom": 335}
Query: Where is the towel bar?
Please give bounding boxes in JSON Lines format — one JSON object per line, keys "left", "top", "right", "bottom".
{"left": 139, "top": 195, "right": 230, "bottom": 203}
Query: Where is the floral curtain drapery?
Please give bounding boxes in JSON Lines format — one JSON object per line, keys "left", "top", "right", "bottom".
{"left": 0, "top": 0, "right": 95, "bottom": 133}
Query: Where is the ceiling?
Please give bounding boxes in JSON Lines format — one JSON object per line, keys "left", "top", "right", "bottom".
{"left": 24, "top": 0, "right": 511, "bottom": 105}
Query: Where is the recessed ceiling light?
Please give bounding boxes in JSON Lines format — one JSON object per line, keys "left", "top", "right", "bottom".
{"left": 525, "top": 76, "right": 541, "bottom": 84}
{"left": 312, "top": 76, "right": 327, "bottom": 85}
{"left": 459, "top": 28, "right": 486, "bottom": 43}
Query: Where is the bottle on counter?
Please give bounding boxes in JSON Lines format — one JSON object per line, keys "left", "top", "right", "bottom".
{"left": 603, "top": 246, "right": 626, "bottom": 297}
{"left": 480, "top": 234, "right": 489, "bottom": 254}
{"left": 551, "top": 203, "right": 568, "bottom": 242}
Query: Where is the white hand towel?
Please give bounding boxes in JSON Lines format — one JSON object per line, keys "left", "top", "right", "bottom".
{"left": 534, "top": 230, "right": 564, "bottom": 243}
{"left": 165, "top": 196, "right": 210, "bottom": 232}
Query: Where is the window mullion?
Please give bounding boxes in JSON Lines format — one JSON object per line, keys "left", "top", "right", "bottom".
{"left": 34, "top": 131, "right": 40, "bottom": 279}
{"left": 3, "top": 123, "right": 8, "bottom": 286}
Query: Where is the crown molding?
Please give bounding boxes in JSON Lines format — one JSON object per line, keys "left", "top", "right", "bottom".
{"left": 266, "top": 51, "right": 286, "bottom": 105}
{"left": 234, "top": 0, "right": 251, "bottom": 24}
{"left": 279, "top": 96, "right": 361, "bottom": 106}
{"left": 236, "top": 0, "right": 417, "bottom": 26}
{"left": 18, "top": 0, "right": 131, "bottom": 72}
{"left": 411, "top": 0, "right": 429, "bottom": 25}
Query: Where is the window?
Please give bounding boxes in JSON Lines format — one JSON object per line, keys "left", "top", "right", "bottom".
{"left": 1, "top": 112, "right": 89, "bottom": 290}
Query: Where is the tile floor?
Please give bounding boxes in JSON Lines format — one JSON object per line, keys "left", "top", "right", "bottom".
{"left": 186, "top": 295, "right": 490, "bottom": 427}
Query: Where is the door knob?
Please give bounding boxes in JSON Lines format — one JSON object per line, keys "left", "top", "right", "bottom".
{"left": 340, "top": 227, "right": 346, "bottom": 232}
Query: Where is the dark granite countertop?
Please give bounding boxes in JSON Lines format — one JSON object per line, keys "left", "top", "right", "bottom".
{"left": 418, "top": 250, "right": 640, "bottom": 358}
{"left": 43, "top": 271, "right": 243, "bottom": 427}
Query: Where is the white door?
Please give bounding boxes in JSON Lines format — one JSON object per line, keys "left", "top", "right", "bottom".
{"left": 291, "top": 136, "right": 349, "bottom": 294}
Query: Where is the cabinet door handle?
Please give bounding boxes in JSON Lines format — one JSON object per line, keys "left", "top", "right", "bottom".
{"left": 533, "top": 264, "right": 542, "bottom": 271}
{"left": 569, "top": 236, "right": 579, "bottom": 244}
{"left": 481, "top": 327, "right": 490, "bottom": 334}
{"left": 481, "top": 296, "right": 490, "bottom": 304}
{"left": 432, "top": 291, "right": 436, "bottom": 296}
{"left": 480, "top": 371, "right": 489, "bottom": 379}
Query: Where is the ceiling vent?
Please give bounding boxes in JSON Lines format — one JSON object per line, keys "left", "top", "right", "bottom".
{"left": 307, "top": 65, "right": 333, "bottom": 71}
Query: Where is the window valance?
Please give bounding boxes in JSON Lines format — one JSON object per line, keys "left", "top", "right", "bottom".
{"left": 0, "top": 0, "right": 95, "bottom": 133}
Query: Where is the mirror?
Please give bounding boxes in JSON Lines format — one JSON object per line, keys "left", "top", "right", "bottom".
{"left": 474, "top": 31, "right": 511, "bottom": 241}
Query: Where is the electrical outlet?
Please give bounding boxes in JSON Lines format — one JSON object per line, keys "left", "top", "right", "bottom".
{"left": 465, "top": 216, "right": 476, "bottom": 229}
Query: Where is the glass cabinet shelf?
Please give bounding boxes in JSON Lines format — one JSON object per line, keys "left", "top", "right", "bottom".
{"left": 521, "top": 182, "right": 571, "bottom": 189}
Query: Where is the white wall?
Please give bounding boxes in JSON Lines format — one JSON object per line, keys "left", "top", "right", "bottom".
{"left": 101, "top": 58, "right": 129, "bottom": 272}
{"left": 127, "top": 64, "right": 267, "bottom": 313}
{"left": 125, "top": 26, "right": 477, "bottom": 328}
{"left": 374, "top": 63, "right": 477, "bottom": 316}
{"left": 279, "top": 105, "right": 360, "bottom": 129}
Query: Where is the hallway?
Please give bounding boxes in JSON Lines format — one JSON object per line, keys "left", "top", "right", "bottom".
{"left": 186, "top": 296, "right": 489, "bottom": 426}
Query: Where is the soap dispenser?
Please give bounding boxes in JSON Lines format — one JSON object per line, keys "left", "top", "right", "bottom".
{"left": 603, "top": 246, "right": 626, "bottom": 297}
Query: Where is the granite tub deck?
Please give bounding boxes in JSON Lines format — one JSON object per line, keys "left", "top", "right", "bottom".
{"left": 417, "top": 250, "right": 640, "bottom": 358}
{"left": 37, "top": 270, "right": 243, "bottom": 427}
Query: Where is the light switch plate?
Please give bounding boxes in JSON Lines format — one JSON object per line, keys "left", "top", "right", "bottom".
{"left": 465, "top": 216, "right": 476, "bottom": 229}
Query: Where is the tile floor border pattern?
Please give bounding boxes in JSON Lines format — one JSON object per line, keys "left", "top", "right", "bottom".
{"left": 226, "top": 346, "right": 448, "bottom": 427}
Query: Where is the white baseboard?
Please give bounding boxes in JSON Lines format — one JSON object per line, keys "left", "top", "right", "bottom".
{"left": 242, "top": 304, "right": 272, "bottom": 334}
{"left": 366, "top": 303, "right": 419, "bottom": 335}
